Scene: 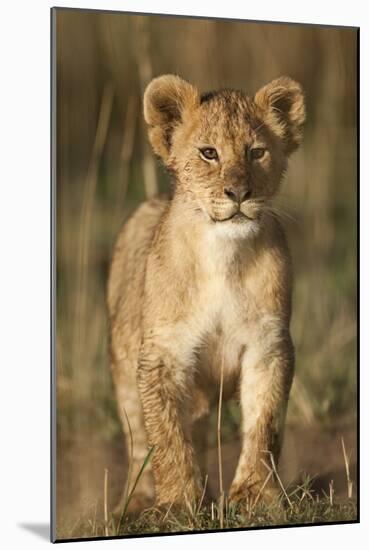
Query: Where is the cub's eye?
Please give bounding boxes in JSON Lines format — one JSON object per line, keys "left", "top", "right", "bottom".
{"left": 249, "top": 147, "right": 266, "bottom": 161}
{"left": 199, "top": 147, "right": 219, "bottom": 161}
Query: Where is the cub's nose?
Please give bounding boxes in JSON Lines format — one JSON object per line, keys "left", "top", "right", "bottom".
{"left": 224, "top": 186, "right": 251, "bottom": 204}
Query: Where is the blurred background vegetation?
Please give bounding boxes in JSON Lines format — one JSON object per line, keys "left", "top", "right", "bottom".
{"left": 55, "top": 8, "right": 357, "bottom": 529}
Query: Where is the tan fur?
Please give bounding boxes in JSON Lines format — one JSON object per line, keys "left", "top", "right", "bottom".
{"left": 107, "top": 75, "right": 305, "bottom": 511}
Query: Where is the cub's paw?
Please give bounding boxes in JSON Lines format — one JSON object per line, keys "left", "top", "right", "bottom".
{"left": 156, "top": 486, "right": 204, "bottom": 515}
{"left": 229, "top": 480, "right": 280, "bottom": 511}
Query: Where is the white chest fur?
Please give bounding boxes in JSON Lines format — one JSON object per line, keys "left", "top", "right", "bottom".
{"left": 193, "top": 226, "right": 259, "bottom": 376}
{"left": 157, "top": 224, "right": 265, "bottom": 384}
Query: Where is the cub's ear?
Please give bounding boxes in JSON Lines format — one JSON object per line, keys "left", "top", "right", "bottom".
{"left": 254, "top": 77, "right": 306, "bottom": 154}
{"left": 143, "top": 75, "right": 199, "bottom": 161}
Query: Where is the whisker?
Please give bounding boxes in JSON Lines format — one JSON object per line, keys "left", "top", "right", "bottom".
{"left": 272, "top": 206, "right": 297, "bottom": 223}
{"left": 262, "top": 205, "right": 297, "bottom": 224}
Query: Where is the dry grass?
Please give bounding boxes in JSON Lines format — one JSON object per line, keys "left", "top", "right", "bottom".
{"left": 56, "top": 431, "right": 357, "bottom": 540}
{"left": 56, "top": 471, "right": 357, "bottom": 541}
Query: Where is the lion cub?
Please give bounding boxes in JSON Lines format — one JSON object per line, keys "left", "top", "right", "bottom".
{"left": 108, "top": 74, "right": 305, "bottom": 512}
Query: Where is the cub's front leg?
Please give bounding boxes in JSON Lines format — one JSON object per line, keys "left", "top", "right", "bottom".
{"left": 229, "top": 322, "right": 294, "bottom": 507}
{"left": 137, "top": 339, "right": 203, "bottom": 509}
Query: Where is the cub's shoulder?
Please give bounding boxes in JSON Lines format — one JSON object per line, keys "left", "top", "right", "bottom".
{"left": 117, "top": 194, "right": 169, "bottom": 245}
{"left": 107, "top": 194, "right": 169, "bottom": 315}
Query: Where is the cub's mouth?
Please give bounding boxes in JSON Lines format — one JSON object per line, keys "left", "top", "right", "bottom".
{"left": 211, "top": 210, "right": 258, "bottom": 223}
{"left": 223, "top": 211, "right": 253, "bottom": 223}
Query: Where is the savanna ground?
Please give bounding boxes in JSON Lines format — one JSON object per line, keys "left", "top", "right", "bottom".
{"left": 54, "top": 9, "right": 358, "bottom": 540}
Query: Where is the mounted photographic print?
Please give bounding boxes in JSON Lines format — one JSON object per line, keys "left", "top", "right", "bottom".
{"left": 51, "top": 7, "right": 359, "bottom": 542}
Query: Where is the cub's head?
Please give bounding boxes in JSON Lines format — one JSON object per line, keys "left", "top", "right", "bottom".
{"left": 144, "top": 75, "right": 305, "bottom": 236}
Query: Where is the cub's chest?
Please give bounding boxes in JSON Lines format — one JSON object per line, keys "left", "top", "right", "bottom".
{"left": 188, "top": 236, "right": 270, "bottom": 378}
{"left": 192, "top": 271, "right": 260, "bottom": 387}
{"left": 194, "top": 269, "right": 250, "bottom": 326}
{"left": 182, "top": 257, "right": 256, "bottom": 353}
{"left": 192, "top": 234, "right": 260, "bottom": 328}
